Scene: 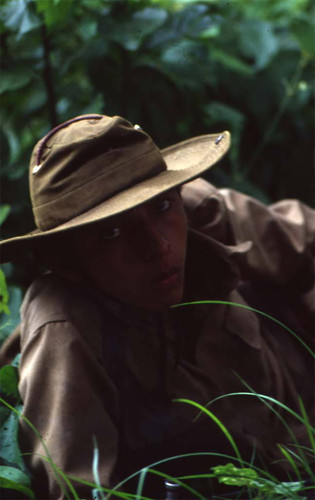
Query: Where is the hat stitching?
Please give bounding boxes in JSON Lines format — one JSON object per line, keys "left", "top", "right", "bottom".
{"left": 41, "top": 128, "right": 118, "bottom": 149}
{"left": 0, "top": 165, "right": 218, "bottom": 247}
{"left": 34, "top": 165, "right": 208, "bottom": 233}
{"left": 36, "top": 132, "right": 128, "bottom": 165}
{"left": 32, "top": 146, "right": 164, "bottom": 210}
{"left": 36, "top": 117, "right": 135, "bottom": 154}
{"left": 35, "top": 115, "right": 103, "bottom": 166}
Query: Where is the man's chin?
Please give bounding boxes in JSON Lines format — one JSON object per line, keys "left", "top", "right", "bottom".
{"left": 150, "top": 288, "right": 184, "bottom": 311}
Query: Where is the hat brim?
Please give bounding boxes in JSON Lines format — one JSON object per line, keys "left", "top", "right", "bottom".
{"left": 0, "top": 131, "right": 230, "bottom": 262}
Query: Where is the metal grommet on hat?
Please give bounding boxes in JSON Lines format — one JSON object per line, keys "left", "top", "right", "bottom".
{"left": 32, "top": 164, "right": 42, "bottom": 175}
{"left": 215, "top": 134, "right": 224, "bottom": 145}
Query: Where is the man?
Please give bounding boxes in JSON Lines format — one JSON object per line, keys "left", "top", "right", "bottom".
{"left": 0, "top": 114, "right": 314, "bottom": 499}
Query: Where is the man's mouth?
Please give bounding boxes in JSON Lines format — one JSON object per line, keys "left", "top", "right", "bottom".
{"left": 152, "top": 267, "right": 181, "bottom": 288}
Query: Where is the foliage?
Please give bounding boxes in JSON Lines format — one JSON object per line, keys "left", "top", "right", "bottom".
{"left": 0, "top": 335, "right": 314, "bottom": 498}
{"left": 1, "top": 385, "right": 314, "bottom": 499}
{"left": 0, "top": 466, "right": 34, "bottom": 499}
{"left": 212, "top": 463, "right": 305, "bottom": 498}
{"left": 0, "top": 269, "right": 10, "bottom": 316}
{"left": 0, "top": 359, "right": 34, "bottom": 499}
{"left": 0, "top": 0, "right": 314, "bottom": 290}
{"left": 0, "top": 266, "right": 22, "bottom": 346}
{"left": 1, "top": 303, "right": 314, "bottom": 499}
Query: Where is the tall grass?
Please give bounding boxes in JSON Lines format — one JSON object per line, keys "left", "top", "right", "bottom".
{"left": 1, "top": 391, "right": 313, "bottom": 499}
{"left": 1, "top": 300, "right": 314, "bottom": 499}
{"left": 173, "top": 300, "right": 314, "bottom": 359}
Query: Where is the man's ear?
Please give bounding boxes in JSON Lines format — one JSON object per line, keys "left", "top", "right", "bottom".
{"left": 45, "top": 255, "right": 85, "bottom": 283}
{"left": 34, "top": 236, "right": 84, "bottom": 283}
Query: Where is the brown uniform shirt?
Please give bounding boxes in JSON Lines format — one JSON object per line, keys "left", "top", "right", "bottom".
{"left": 7, "top": 179, "right": 315, "bottom": 498}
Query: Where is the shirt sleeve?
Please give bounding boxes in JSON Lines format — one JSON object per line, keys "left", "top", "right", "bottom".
{"left": 182, "top": 177, "right": 315, "bottom": 288}
{"left": 18, "top": 319, "right": 119, "bottom": 500}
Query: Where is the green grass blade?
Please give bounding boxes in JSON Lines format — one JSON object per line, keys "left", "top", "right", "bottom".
{"left": 92, "top": 436, "right": 107, "bottom": 500}
{"left": 192, "top": 387, "right": 314, "bottom": 480}
{"left": 234, "top": 377, "right": 315, "bottom": 473}
{"left": 144, "top": 468, "right": 206, "bottom": 500}
{"left": 176, "top": 473, "right": 216, "bottom": 480}
{"left": 298, "top": 397, "right": 315, "bottom": 452}
{"left": 34, "top": 455, "right": 80, "bottom": 500}
{"left": 200, "top": 391, "right": 314, "bottom": 430}
{"left": 277, "top": 445, "right": 302, "bottom": 482}
{"left": 0, "top": 397, "right": 75, "bottom": 500}
{"left": 106, "top": 450, "right": 290, "bottom": 499}
{"left": 203, "top": 390, "right": 313, "bottom": 473}
{"left": 136, "top": 467, "right": 148, "bottom": 500}
{"left": 108, "top": 452, "right": 241, "bottom": 497}
{"left": 173, "top": 300, "right": 314, "bottom": 358}
{"left": 174, "top": 398, "right": 243, "bottom": 465}
{"left": 284, "top": 447, "right": 314, "bottom": 480}
{"left": 68, "top": 473, "right": 147, "bottom": 500}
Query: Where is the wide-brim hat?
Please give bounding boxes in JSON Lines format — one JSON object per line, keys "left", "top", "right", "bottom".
{"left": 0, "top": 114, "right": 230, "bottom": 262}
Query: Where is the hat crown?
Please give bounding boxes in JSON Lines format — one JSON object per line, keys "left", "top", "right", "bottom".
{"left": 29, "top": 115, "right": 166, "bottom": 230}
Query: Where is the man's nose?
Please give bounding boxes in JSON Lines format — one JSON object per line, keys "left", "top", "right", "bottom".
{"left": 140, "top": 224, "right": 171, "bottom": 262}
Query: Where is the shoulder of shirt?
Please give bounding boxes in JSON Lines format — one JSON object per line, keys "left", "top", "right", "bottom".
{"left": 20, "top": 273, "right": 104, "bottom": 335}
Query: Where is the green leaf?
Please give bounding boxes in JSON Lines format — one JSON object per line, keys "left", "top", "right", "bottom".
{"left": 161, "top": 40, "right": 195, "bottom": 65}
{"left": 1, "top": 0, "right": 41, "bottom": 37}
{"left": 169, "top": 0, "right": 217, "bottom": 4}
{"left": 211, "top": 48, "right": 254, "bottom": 75}
{"left": 272, "top": 480, "right": 304, "bottom": 494}
{"left": 81, "top": 93, "right": 105, "bottom": 115}
{"left": 0, "top": 365, "right": 20, "bottom": 399}
{"left": 174, "top": 4, "right": 217, "bottom": 39}
{"left": 1, "top": 126, "right": 20, "bottom": 165}
{"left": 0, "top": 466, "right": 34, "bottom": 498}
{"left": 212, "top": 464, "right": 303, "bottom": 495}
{"left": 0, "top": 465, "right": 31, "bottom": 486}
{"left": 0, "top": 405, "right": 11, "bottom": 431}
{"left": 35, "top": 0, "right": 74, "bottom": 28}
{"left": 0, "top": 269, "right": 9, "bottom": 312}
{"left": 0, "top": 285, "right": 22, "bottom": 344}
{"left": 212, "top": 463, "right": 258, "bottom": 487}
{"left": 0, "top": 303, "right": 10, "bottom": 316}
{"left": 237, "top": 20, "right": 279, "bottom": 70}
{"left": 204, "top": 101, "right": 245, "bottom": 129}
{"left": 199, "top": 25, "right": 221, "bottom": 39}
{"left": 0, "top": 405, "right": 25, "bottom": 471}
{"left": 0, "top": 205, "right": 11, "bottom": 226}
{"left": 291, "top": 19, "right": 315, "bottom": 57}
{"left": 159, "top": 39, "right": 212, "bottom": 91}
{"left": 0, "top": 68, "right": 33, "bottom": 94}
{"left": 77, "top": 19, "right": 98, "bottom": 41}
{"left": 99, "top": 7, "right": 167, "bottom": 51}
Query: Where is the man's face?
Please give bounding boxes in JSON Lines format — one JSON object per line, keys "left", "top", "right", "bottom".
{"left": 71, "top": 190, "right": 188, "bottom": 311}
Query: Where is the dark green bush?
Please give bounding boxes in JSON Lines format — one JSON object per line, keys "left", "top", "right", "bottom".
{"left": 0, "top": 0, "right": 314, "bottom": 295}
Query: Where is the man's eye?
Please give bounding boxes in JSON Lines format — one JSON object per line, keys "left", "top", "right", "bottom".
{"left": 101, "top": 227, "right": 121, "bottom": 240}
{"left": 157, "top": 199, "right": 171, "bottom": 212}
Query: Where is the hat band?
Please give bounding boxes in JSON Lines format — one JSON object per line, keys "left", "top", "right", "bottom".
{"left": 33, "top": 147, "right": 167, "bottom": 231}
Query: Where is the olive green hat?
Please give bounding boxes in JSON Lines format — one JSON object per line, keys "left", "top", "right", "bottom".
{"left": 0, "top": 114, "right": 230, "bottom": 262}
